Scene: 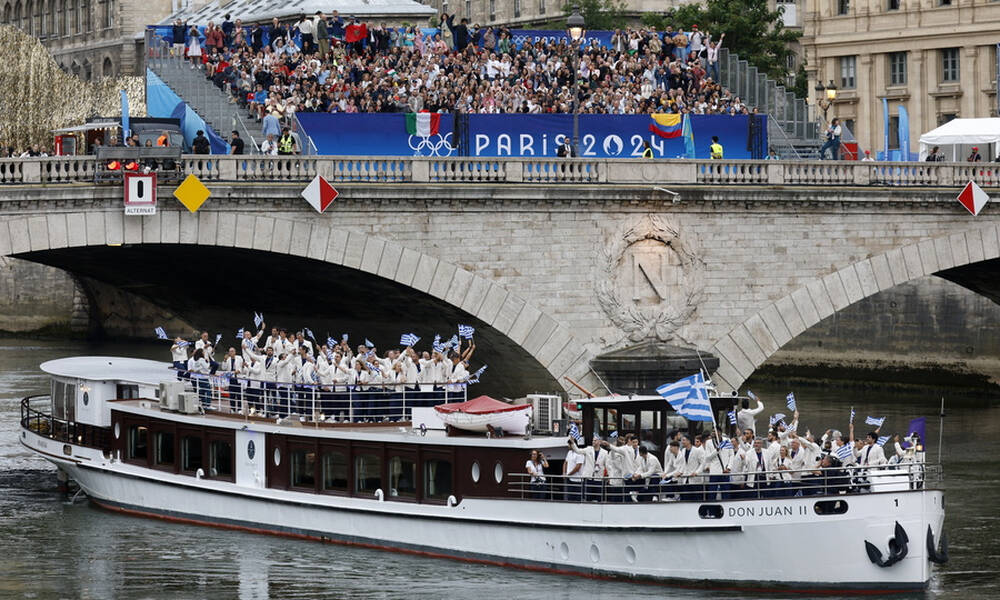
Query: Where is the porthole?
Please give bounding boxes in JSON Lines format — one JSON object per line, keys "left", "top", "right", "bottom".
{"left": 471, "top": 461, "right": 481, "bottom": 483}
{"left": 82, "top": 392, "right": 89, "bottom": 406}
{"left": 494, "top": 461, "right": 504, "bottom": 484}
{"left": 113, "top": 422, "right": 120, "bottom": 439}
{"left": 814, "top": 500, "right": 849, "bottom": 515}
{"left": 624, "top": 545, "right": 636, "bottom": 564}
{"left": 559, "top": 542, "right": 569, "bottom": 560}
{"left": 273, "top": 447, "right": 281, "bottom": 466}
{"left": 698, "top": 504, "right": 724, "bottom": 519}
{"left": 589, "top": 544, "right": 600, "bottom": 563}
{"left": 247, "top": 439, "right": 256, "bottom": 460}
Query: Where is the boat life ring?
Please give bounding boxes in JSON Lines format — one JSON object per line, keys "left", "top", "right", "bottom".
{"left": 926, "top": 525, "right": 949, "bottom": 564}
{"left": 864, "top": 521, "right": 909, "bottom": 568}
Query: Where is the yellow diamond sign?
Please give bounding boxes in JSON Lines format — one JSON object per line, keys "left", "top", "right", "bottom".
{"left": 173, "top": 174, "right": 211, "bottom": 213}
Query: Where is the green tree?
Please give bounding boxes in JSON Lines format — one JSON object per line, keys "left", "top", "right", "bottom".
{"left": 560, "top": 0, "right": 628, "bottom": 31}
{"left": 642, "top": 0, "right": 801, "bottom": 83}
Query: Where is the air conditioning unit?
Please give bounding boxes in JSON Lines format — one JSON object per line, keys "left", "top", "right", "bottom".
{"left": 179, "top": 392, "right": 201, "bottom": 414}
{"left": 158, "top": 381, "right": 185, "bottom": 410}
{"left": 527, "top": 394, "right": 562, "bottom": 433}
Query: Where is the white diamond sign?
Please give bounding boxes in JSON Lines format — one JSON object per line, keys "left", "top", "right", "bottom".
{"left": 957, "top": 180, "right": 989, "bottom": 216}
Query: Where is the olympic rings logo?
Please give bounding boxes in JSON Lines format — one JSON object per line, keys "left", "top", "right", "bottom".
{"left": 407, "top": 133, "right": 455, "bottom": 156}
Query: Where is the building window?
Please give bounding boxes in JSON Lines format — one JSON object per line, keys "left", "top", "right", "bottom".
{"left": 127, "top": 425, "right": 148, "bottom": 461}
{"left": 539, "top": 0, "right": 545, "bottom": 14}
{"left": 889, "top": 52, "right": 907, "bottom": 85}
{"left": 291, "top": 448, "right": 316, "bottom": 489}
{"left": 938, "top": 113, "right": 957, "bottom": 125}
{"left": 425, "top": 459, "right": 453, "bottom": 501}
{"left": 181, "top": 435, "right": 202, "bottom": 471}
{"left": 938, "top": 0, "right": 951, "bottom": 5}
{"left": 489, "top": 0, "right": 495, "bottom": 20}
{"left": 464, "top": 0, "right": 469, "bottom": 18}
{"left": 837, "top": 0, "right": 849, "bottom": 15}
{"left": 155, "top": 431, "right": 174, "bottom": 465}
{"left": 839, "top": 56, "right": 856, "bottom": 89}
{"left": 888, "top": 0, "right": 899, "bottom": 9}
{"left": 355, "top": 453, "right": 382, "bottom": 495}
{"left": 322, "top": 450, "right": 348, "bottom": 492}
{"left": 514, "top": 0, "right": 521, "bottom": 17}
{"left": 888, "top": 116, "right": 900, "bottom": 149}
{"left": 941, "top": 48, "right": 959, "bottom": 82}
{"left": 209, "top": 440, "right": 232, "bottom": 478}
{"left": 389, "top": 455, "right": 417, "bottom": 498}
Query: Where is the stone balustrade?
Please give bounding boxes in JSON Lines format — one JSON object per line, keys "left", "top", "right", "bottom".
{"left": 2, "top": 156, "right": 997, "bottom": 187}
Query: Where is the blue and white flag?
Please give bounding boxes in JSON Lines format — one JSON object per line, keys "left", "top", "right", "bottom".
{"left": 447, "top": 334, "right": 459, "bottom": 349}
{"left": 786, "top": 392, "right": 796, "bottom": 412}
{"left": 850, "top": 407, "right": 856, "bottom": 425}
{"left": 727, "top": 410, "right": 737, "bottom": 425}
{"left": 364, "top": 338, "right": 374, "bottom": 348}
{"left": 432, "top": 334, "right": 444, "bottom": 353}
{"left": 176, "top": 340, "right": 189, "bottom": 347}
{"left": 609, "top": 430, "right": 619, "bottom": 439}
{"left": 656, "top": 373, "right": 703, "bottom": 411}
{"left": 769, "top": 412, "right": 786, "bottom": 426}
{"left": 327, "top": 336, "right": 337, "bottom": 348}
{"left": 718, "top": 438, "right": 734, "bottom": 450}
{"left": 400, "top": 333, "right": 420, "bottom": 347}
{"left": 236, "top": 328, "right": 244, "bottom": 339}
{"left": 657, "top": 373, "right": 712, "bottom": 421}
{"left": 155, "top": 326, "right": 168, "bottom": 340}
{"left": 567, "top": 421, "right": 583, "bottom": 443}
{"left": 876, "top": 435, "right": 890, "bottom": 447}
{"left": 866, "top": 416, "right": 885, "bottom": 428}
{"left": 835, "top": 443, "right": 853, "bottom": 461}
{"left": 746, "top": 389, "right": 757, "bottom": 401}
{"left": 215, "top": 334, "right": 222, "bottom": 345}
{"left": 466, "top": 365, "right": 488, "bottom": 384}
{"left": 304, "top": 327, "right": 316, "bottom": 341}
{"left": 458, "top": 324, "right": 475, "bottom": 339}
{"left": 253, "top": 312, "right": 264, "bottom": 328}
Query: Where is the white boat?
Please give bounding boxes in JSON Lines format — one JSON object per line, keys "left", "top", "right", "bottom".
{"left": 20, "top": 356, "right": 948, "bottom": 592}
{"left": 434, "top": 395, "right": 532, "bottom": 433}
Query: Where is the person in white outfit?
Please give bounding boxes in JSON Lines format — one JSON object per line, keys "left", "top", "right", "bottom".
{"left": 737, "top": 396, "right": 765, "bottom": 434}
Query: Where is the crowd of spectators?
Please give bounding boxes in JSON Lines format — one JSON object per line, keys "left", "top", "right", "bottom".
{"left": 167, "top": 12, "right": 752, "bottom": 133}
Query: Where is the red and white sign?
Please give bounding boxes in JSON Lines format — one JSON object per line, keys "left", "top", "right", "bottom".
{"left": 124, "top": 172, "right": 157, "bottom": 215}
{"left": 301, "top": 175, "right": 338, "bottom": 213}
{"left": 957, "top": 180, "right": 990, "bottom": 216}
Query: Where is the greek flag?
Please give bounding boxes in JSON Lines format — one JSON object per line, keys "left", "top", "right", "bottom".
{"left": 866, "top": 416, "right": 885, "bottom": 428}
{"left": 769, "top": 412, "right": 786, "bottom": 426}
{"left": 458, "top": 324, "right": 475, "bottom": 339}
{"left": 364, "top": 338, "right": 374, "bottom": 348}
{"left": 609, "top": 430, "right": 619, "bottom": 439}
{"left": 876, "top": 435, "right": 890, "bottom": 447}
{"left": 835, "top": 443, "right": 853, "bottom": 461}
{"left": 786, "top": 392, "right": 796, "bottom": 411}
{"left": 176, "top": 340, "right": 189, "bottom": 347}
{"left": 657, "top": 373, "right": 713, "bottom": 421}
{"left": 432, "top": 334, "right": 444, "bottom": 353}
{"left": 253, "top": 312, "right": 263, "bottom": 328}
{"left": 304, "top": 327, "right": 316, "bottom": 341}
{"left": 787, "top": 421, "right": 798, "bottom": 432}
{"left": 850, "top": 407, "right": 856, "bottom": 424}
{"left": 747, "top": 389, "right": 757, "bottom": 401}
{"left": 327, "top": 336, "right": 336, "bottom": 348}
{"left": 719, "top": 438, "right": 734, "bottom": 450}
{"left": 400, "top": 333, "right": 420, "bottom": 347}
{"left": 466, "top": 365, "right": 488, "bottom": 384}
{"left": 567, "top": 421, "right": 583, "bottom": 443}
{"left": 155, "top": 326, "right": 168, "bottom": 340}
{"left": 215, "top": 334, "right": 222, "bottom": 345}
{"left": 445, "top": 334, "right": 459, "bottom": 349}
{"left": 236, "top": 328, "right": 244, "bottom": 339}
{"left": 727, "top": 410, "right": 737, "bottom": 425}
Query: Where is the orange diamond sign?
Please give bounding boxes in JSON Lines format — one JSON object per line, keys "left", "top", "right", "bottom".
{"left": 173, "top": 174, "right": 211, "bottom": 213}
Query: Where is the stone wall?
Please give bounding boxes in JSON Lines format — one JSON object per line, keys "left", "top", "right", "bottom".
{"left": 0, "top": 256, "right": 77, "bottom": 333}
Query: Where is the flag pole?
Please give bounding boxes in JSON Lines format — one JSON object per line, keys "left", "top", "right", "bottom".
{"left": 937, "top": 396, "right": 945, "bottom": 465}
{"left": 699, "top": 368, "right": 727, "bottom": 472}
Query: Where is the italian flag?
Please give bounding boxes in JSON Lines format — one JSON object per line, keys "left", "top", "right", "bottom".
{"left": 406, "top": 112, "right": 440, "bottom": 137}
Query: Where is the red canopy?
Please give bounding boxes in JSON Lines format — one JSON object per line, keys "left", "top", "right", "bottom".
{"left": 434, "top": 395, "right": 530, "bottom": 415}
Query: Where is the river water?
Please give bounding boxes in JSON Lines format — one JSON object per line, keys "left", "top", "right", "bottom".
{"left": 0, "top": 339, "right": 997, "bottom": 599}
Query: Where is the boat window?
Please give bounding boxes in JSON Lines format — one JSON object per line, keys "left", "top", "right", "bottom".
{"left": 355, "top": 454, "right": 382, "bottom": 495}
{"left": 471, "top": 461, "right": 481, "bottom": 483}
{"left": 322, "top": 451, "right": 348, "bottom": 492}
{"left": 494, "top": 461, "right": 504, "bottom": 484}
{"left": 155, "top": 431, "right": 175, "bottom": 465}
{"left": 424, "top": 459, "right": 453, "bottom": 501}
{"left": 182, "top": 435, "right": 202, "bottom": 471}
{"left": 291, "top": 448, "right": 317, "bottom": 489}
{"left": 389, "top": 456, "right": 417, "bottom": 498}
{"left": 116, "top": 384, "right": 139, "bottom": 399}
{"left": 127, "top": 425, "right": 148, "bottom": 461}
{"left": 209, "top": 440, "right": 233, "bottom": 478}
{"left": 698, "top": 505, "right": 723, "bottom": 519}
{"left": 814, "top": 500, "right": 849, "bottom": 515}
{"left": 597, "top": 408, "right": 616, "bottom": 440}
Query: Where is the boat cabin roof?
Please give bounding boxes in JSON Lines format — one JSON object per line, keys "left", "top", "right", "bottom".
{"left": 41, "top": 356, "right": 170, "bottom": 386}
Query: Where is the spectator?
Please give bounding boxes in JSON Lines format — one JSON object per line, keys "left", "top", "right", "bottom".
{"left": 819, "top": 118, "right": 842, "bottom": 160}
{"left": 926, "top": 146, "right": 943, "bottom": 162}
{"left": 230, "top": 131, "right": 245, "bottom": 155}
{"left": 277, "top": 127, "right": 297, "bottom": 155}
{"left": 192, "top": 130, "right": 211, "bottom": 154}
{"left": 187, "top": 26, "right": 202, "bottom": 69}
{"left": 525, "top": 450, "right": 549, "bottom": 499}
{"left": 260, "top": 133, "right": 278, "bottom": 155}
{"left": 967, "top": 146, "right": 982, "bottom": 162}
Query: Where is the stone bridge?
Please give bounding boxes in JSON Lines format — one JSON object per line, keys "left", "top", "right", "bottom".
{"left": 2, "top": 155, "right": 999, "bottom": 398}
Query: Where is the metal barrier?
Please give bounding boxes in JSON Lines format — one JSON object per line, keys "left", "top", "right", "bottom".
{"left": 20, "top": 395, "right": 112, "bottom": 450}
{"left": 506, "top": 462, "right": 940, "bottom": 503}
{"left": 172, "top": 368, "right": 467, "bottom": 423}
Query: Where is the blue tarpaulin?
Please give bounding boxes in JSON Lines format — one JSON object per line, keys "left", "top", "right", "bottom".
{"left": 146, "top": 69, "right": 229, "bottom": 154}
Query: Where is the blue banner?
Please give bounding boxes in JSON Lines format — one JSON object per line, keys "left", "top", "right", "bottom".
{"left": 506, "top": 30, "right": 613, "bottom": 49}
{"left": 297, "top": 113, "right": 764, "bottom": 159}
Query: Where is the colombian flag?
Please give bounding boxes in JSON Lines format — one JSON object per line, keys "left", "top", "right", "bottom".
{"left": 649, "top": 114, "right": 683, "bottom": 139}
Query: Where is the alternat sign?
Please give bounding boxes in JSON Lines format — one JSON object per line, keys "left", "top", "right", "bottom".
{"left": 124, "top": 173, "right": 157, "bottom": 215}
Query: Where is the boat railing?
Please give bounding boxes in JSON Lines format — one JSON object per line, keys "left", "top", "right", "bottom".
{"left": 19, "top": 395, "right": 113, "bottom": 450}
{"left": 506, "top": 462, "right": 941, "bottom": 504}
{"left": 170, "top": 368, "right": 467, "bottom": 423}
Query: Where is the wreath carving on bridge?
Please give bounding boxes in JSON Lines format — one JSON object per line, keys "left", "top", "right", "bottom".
{"left": 596, "top": 215, "right": 705, "bottom": 343}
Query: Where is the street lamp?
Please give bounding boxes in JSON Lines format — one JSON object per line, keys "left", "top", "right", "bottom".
{"left": 567, "top": 6, "right": 585, "bottom": 156}
{"left": 815, "top": 79, "right": 838, "bottom": 122}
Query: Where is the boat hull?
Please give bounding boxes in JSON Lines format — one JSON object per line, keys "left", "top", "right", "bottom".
{"left": 33, "top": 435, "right": 943, "bottom": 592}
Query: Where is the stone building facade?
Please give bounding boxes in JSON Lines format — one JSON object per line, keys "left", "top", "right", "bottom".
{"left": 800, "top": 0, "right": 1000, "bottom": 154}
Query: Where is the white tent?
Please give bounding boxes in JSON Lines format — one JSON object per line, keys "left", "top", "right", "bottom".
{"left": 919, "top": 118, "right": 1000, "bottom": 161}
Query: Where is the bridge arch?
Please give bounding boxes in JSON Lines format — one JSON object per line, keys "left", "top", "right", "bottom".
{"left": 709, "top": 223, "right": 1000, "bottom": 392}
{"left": 1, "top": 211, "right": 594, "bottom": 397}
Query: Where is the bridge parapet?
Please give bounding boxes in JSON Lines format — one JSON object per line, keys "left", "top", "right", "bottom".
{"left": 0, "top": 156, "right": 995, "bottom": 187}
